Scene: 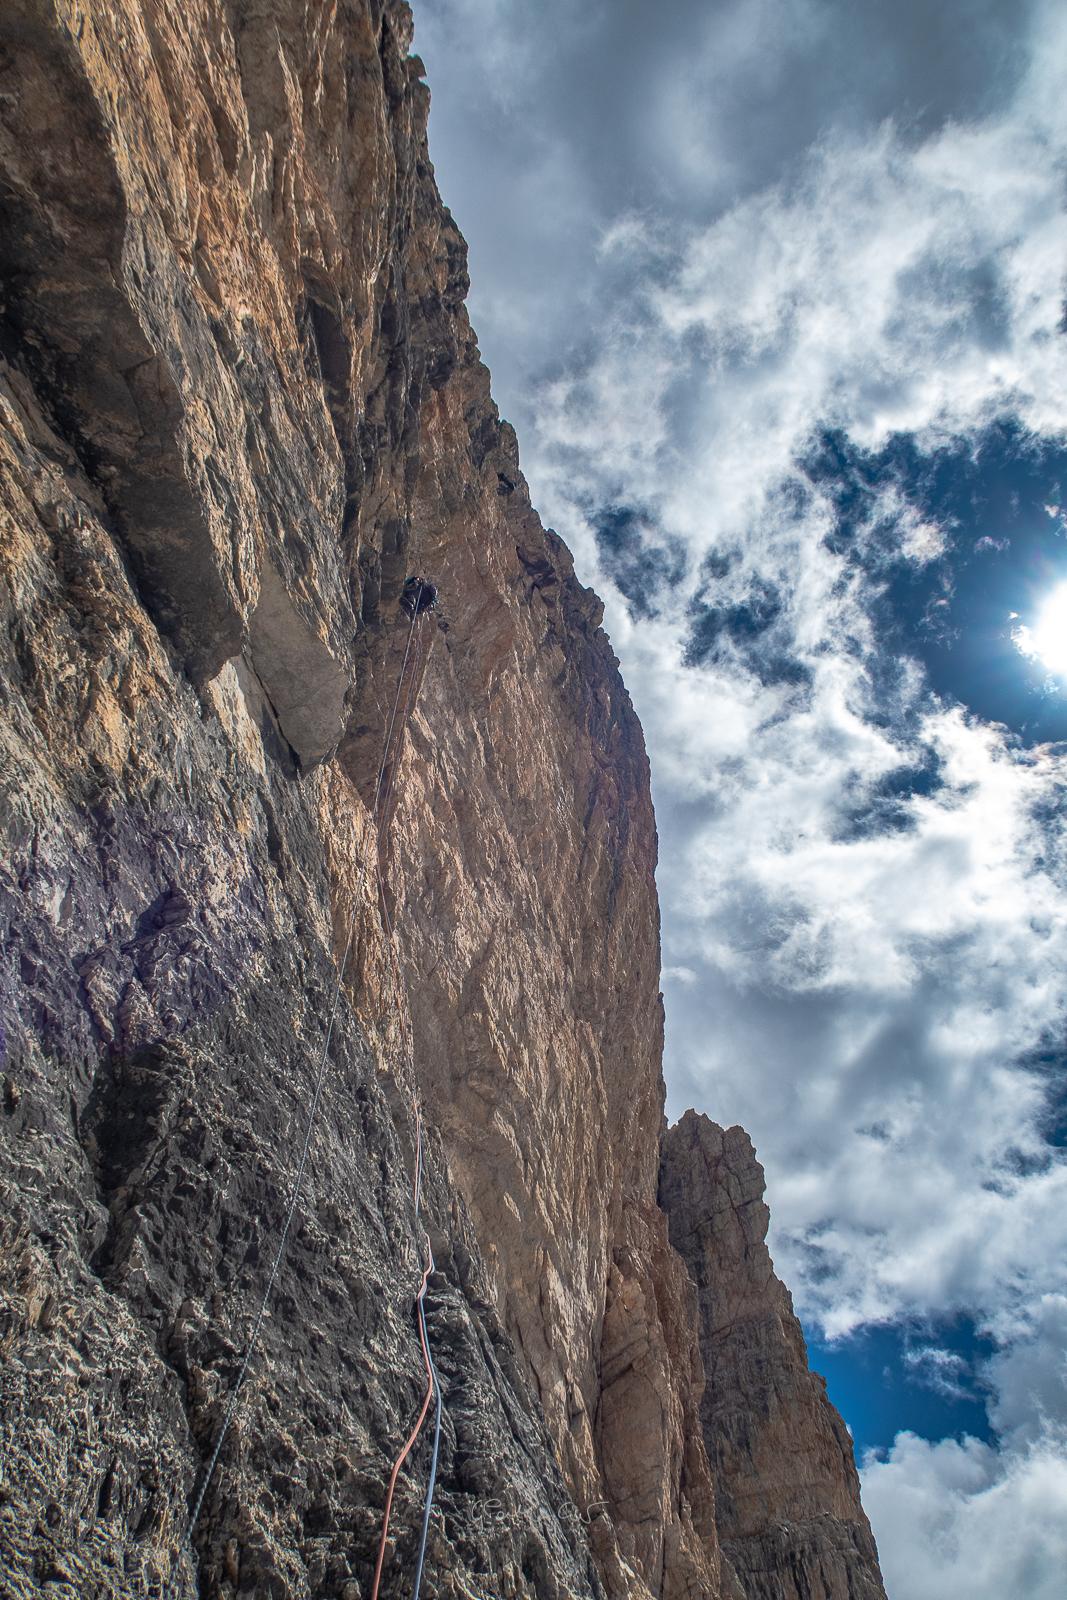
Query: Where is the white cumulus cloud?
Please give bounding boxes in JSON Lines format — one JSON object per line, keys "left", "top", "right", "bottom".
{"left": 861, "top": 1431, "right": 1067, "bottom": 1600}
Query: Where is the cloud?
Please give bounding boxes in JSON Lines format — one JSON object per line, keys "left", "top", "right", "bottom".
{"left": 420, "top": 0, "right": 1049, "bottom": 400}
{"left": 861, "top": 1303, "right": 1067, "bottom": 1596}
{"left": 986, "top": 1295, "right": 1067, "bottom": 1447}
{"left": 861, "top": 1429, "right": 1067, "bottom": 1600}
{"left": 530, "top": 99, "right": 1067, "bottom": 584}
{"left": 658, "top": 686, "right": 1067, "bottom": 1335}
{"left": 903, "top": 1344, "right": 973, "bottom": 1402}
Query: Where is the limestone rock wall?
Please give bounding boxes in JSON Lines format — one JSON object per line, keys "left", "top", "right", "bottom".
{"left": 659, "top": 1114, "right": 887, "bottom": 1600}
{"left": 0, "top": 3, "right": 886, "bottom": 1599}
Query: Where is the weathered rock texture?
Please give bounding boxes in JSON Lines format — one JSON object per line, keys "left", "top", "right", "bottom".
{"left": 0, "top": 3, "right": 885, "bottom": 1598}
{"left": 660, "top": 1114, "right": 887, "bottom": 1600}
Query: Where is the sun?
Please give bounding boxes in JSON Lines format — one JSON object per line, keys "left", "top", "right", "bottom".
{"left": 1013, "top": 582, "right": 1067, "bottom": 678}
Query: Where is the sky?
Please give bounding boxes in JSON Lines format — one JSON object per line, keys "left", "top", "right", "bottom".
{"left": 415, "top": 1, "right": 1067, "bottom": 1593}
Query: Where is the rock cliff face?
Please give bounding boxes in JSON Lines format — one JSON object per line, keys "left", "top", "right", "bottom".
{"left": 0, "top": 3, "right": 884, "bottom": 1599}
{"left": 659, "top": 1116, "right": 887, "bottom": 1600}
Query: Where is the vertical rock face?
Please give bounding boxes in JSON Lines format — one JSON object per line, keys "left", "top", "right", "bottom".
{"left": 659, "top": 1114, "right": 887, "bottom": 1600}
{"left": 0, "top": 3, "right": 885, "bottom": 1599}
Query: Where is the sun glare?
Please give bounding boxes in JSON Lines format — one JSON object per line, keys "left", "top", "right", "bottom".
{"left": 1013, "top": 582, "right": 1067, "bottom": 678}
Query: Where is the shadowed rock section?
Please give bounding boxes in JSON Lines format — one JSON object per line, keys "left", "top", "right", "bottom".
{"left": 659, "top": 1113, "right": 887, "bottom": 1600}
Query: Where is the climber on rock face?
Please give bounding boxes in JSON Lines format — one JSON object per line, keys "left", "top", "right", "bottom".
{"left": 400, "top": 575, "right": 438, "bottom": 617}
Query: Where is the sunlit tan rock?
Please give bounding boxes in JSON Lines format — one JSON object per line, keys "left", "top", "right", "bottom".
{"left": 660, "top": 1113, "right": 888, "bottom": 1599}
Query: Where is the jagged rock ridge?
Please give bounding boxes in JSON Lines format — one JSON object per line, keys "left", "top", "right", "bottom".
{"left": 660, "top": 1115, "right": 887, "bottom": 1600}
{"left": 0, "top": 2, "right": 886, "bottom": 1598}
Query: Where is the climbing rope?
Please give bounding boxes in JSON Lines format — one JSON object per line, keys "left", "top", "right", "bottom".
{"left": 411, "top": 1223, "right": 443, "bottom": 1598}
{"left": 181, "top": 581, "right": 435, "bottom": 1568}
{"left": 366, "top": 625, "right": 447, "bottom": 1599}
{"left": 366, "top": 1085, "right": 444, "bottom": 1600}
{"left": 367, "top": 1234, "right": 436, "bottom": 1600}
{"left": 374, "top": 618, "right": 430, "bottom": 848}
{"left": 367, "top": 1108, "right": 438, "bottom": 1600}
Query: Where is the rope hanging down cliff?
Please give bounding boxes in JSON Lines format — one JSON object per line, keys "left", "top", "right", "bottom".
{"left": 365, "top": 596, "right": 445, "bottom": 1600}
{"left": 180, "top": 581, "right": 441, "bottom": 1572}
{"left": 411, "top": 1205, "right": 443, "bottom": 1598}
{"left": 368, "top": 1098, "right": 443, "bottom": 1600}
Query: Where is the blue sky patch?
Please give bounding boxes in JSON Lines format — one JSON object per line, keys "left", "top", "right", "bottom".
{"left": 808, "top": 1316, "right": 998, "bottom": 1456}
{"left": 807, "top": 423, "right": 1067, "bottom": 741}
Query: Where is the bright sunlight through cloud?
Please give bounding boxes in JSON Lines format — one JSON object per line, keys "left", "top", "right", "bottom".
{"left": 1013, "top": 582, "right": 1067, "bottom": 677}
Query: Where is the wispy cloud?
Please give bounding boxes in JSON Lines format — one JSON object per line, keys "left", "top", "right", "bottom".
{"left": 904, "top": 1344, "right": 974, "bottom": 1401}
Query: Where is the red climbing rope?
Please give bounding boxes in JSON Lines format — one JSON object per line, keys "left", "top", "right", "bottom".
{"left": 368, "top": 1203, "right": 436, "bottom": 1600}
